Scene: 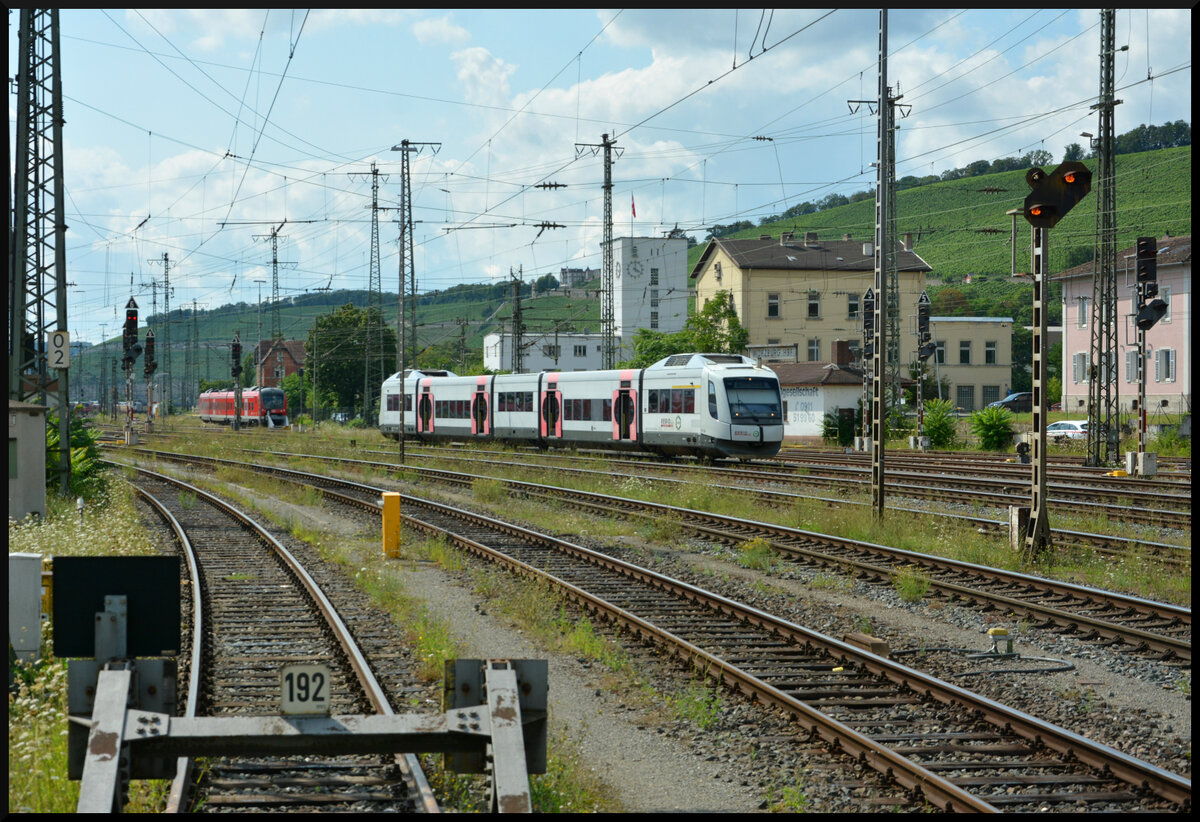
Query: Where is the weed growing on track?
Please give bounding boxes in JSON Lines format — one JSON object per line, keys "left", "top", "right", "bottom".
{"left": 670, "top": 677, "right": 724, "bottom": 729}
{"left": 737, "top": 537, "right": 777, "bottom": 570}
{"left": 891, "top": 564, "right": 932, "bottom": 602}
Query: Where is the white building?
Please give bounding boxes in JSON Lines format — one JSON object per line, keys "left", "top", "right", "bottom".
{"left": 483, "top": 331, "right": 606, "bottom": 372}
{"left": 608, "top": 235, "right": 690, "bottom": 347}
{"left": 485, "top": 234, "right": 690, "bottom": 372}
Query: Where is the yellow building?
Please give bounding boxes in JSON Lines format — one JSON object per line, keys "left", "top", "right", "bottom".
{"left": 690, "top": 232, "right": 932, "bottom": 365}
{"left": 927, "top": 316, "right": 1015, "bottom": 411}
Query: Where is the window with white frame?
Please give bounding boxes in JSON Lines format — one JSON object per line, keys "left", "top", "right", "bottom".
{"left": 1125, "top": 349, "right": 1137, "bottom": 383}
{"left": 982, "top": 385, "right": 1001, "bottom": 406}
{"left": 807, "top": 338, "right": 821, "bottom": 361}
{"left": 542, "top": 344, "right": 560, "bottom": 359}
{"left": 573, "top": 344, "right": 587, "bottom": 358}
{"left": 985, "top": 341, "right": 997, "bottom": 365}
{"left": 959, "top": 340, "right": 971, "bottom": 364}
{"left": 848, "top": 293, "right": 860, "bottom": 320}
{"left": 1072, "top": 352, "right": 1089, "bottom": 383}
{"left": 767, "top": 293, "right": 781, "bottom": 318}
{"left": 807, "top": 291, "right": 820, "bottom": 319}
{"left": 1161, "top": 286, "right": 1172, "bottom": 322}
{"left": 935, "top": 341, "right": 946, "bottom": 364}
{"left": 1077, "top": 295, "right": 1089, "bottom": 327}
{"left": 1155, "top": 348, "right": 1176, "bottom": 383}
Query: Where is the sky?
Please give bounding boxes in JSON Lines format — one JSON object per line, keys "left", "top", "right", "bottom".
{"left": 9, "top": 8, "right": 1192, "bottom": 346}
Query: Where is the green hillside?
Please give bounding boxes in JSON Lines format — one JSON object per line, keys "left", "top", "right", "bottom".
{"left": 688, "top": 145, "right": 1191, "bottom": 281}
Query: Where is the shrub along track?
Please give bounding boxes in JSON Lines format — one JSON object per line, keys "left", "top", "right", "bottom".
{"left": 118, "top": 449, "right": 1191, "bottom": 813}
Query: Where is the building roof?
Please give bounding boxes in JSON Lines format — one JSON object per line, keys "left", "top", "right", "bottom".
{"left": 8, "top": 400, "right": 48, "bottom": 412}
{"left": 768, "top": 362, "right": 866, "bottom": 386}
{"left": 691, "top": 234, "right": 932, "bottom": 280}
{"left": 258, "top": 339, "right": 306, "bottom": 363}
{"left": 1052, "top": 233, "right": 1191, "bottom": 281}
{"left": 929, "top": 316, "right": 1013, "bottom": 323}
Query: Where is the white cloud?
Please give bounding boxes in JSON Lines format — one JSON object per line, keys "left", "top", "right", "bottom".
{"left": 412, "top": 15, "right": 471, "bottom": 47}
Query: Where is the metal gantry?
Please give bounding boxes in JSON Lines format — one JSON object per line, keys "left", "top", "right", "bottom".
{"left": 1086, "top": 8, "right": 1122, "bottom": 466}
{"left": 9, "top": 8, "right": 71, "bottom": 493}
{"left": 576, "top": 134, "right": 621, "bottom": 369}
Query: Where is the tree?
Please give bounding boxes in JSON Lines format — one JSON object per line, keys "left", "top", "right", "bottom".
{"left": 617, "top": 290, "right": 749, "bottom": 368}
{"left": 305, "top": 303, "right": 397, "bottom": 417}
{"left": 1062, "top": 142, "right": 1085, "bottom": 162}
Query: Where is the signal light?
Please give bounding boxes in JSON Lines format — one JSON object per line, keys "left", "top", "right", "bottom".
{"left": 1135, "top": 298, "right": 1168, "bottom": 331}
{"left": 863, "top": 288, "right": 875, "bottom": 334}
{"left": 143, "top": 329, "right": 157, "bottom": 377}
{"left": 918, "top": 341, "right": 937, "bottom": 361}
{"left": 122, "top": 298, "right": 142, "bottom": 370}
{"left": 1023, "top": 161, "right": 1092, "bottom": 228}
{"left": 231, "top": 337, "right": 243, "bottom": 377}
{"left": 1135, "top": 236, "right": 1157, "bottom": 283}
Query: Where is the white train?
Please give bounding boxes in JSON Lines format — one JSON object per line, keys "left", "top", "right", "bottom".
{"left": 378, "top": 353, "right": 784, "bottom": 459}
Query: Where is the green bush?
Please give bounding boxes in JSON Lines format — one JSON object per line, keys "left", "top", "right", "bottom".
{"left": 821, "top": 412, "right": 855, "bottom": 447}
{"left": 922, "top": 398, "right": 958, "bottom": 448}
{"left": 969, "top": 406, "right": 1015, "bottom": 450}
{"left": 44, "top": 412, "right": 107, "bottom": 499}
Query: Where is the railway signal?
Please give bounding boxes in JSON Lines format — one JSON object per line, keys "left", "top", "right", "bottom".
{"left": 1022, "top": 161, "right": 1092, "bottom": 228}
{"left": 122, "top": 298, "right": 142, "bottom": 370}
{"left": 1134, "top": 236, "right": 1167, "bottom": 331}
{"left": 916, "top": 291, "right": 935, "bottom": 360}
{"left": 231, "top": 336, "right": 243, "bottom": 378}
{"left": 143, "top": 329, "right": 157, "bottom": 377}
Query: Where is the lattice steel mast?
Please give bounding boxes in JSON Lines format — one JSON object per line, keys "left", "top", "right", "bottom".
{"left": 1086, "top": 9, "right": 1121, "bottom": 466}
{"left": 9, "top": 8, "right": 71, "bottom": 493}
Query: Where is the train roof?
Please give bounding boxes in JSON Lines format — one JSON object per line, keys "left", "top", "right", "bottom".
{"left": 647, "top": 353, "right": 760, "bottom": 369}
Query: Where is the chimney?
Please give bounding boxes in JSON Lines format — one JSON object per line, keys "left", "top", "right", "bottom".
{"left": 833, "top": 340, "right": 853, "bottom": 367}
{"left": 903, "top": 232, "right": 914, "bottom": 251}
{"left": 843, "top": 233, "right": 852, "bottom": 241}
{"left": 781, "top": 231, "right": 794, "bottom": 244}
{"left": 804, "top": 232, "right": 818, "bottom": 246}
{"left": 759, "top": 234, "right": 771, "bottom": 240}
{"left": 862, "top": 242, "right": 874, "bottom": 257}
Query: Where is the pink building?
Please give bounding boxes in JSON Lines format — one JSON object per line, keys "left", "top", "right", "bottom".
{"left": 1054, "top": 234, "right": 1190, "bottom": 415}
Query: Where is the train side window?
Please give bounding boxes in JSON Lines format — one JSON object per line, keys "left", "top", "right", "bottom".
{"left": 708, "top": 381, "right": 718, "bottom": 418}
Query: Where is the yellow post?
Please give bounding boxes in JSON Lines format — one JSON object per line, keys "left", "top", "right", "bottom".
{"left": 382, "top": 492, "right": 402, "bottom": 557}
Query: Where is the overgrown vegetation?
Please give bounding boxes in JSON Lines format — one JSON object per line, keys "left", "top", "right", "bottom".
{"left": 969, "top": 406, "right": 1016, "bottom": 450}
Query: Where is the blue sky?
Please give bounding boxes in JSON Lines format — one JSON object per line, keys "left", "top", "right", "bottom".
{"left": 8, "top": 9, "right": 1191, "bottom": 346}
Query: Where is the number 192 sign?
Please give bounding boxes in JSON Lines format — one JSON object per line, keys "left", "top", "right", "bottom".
{"left": 280, "top": 663, "right": 332, "bottom": 715}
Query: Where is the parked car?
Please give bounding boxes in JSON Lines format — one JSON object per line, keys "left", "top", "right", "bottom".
{"left": 1046, "top": 420, "right": 1089, "bottom": 441}
{"left": 988, "top": 391, "right": 1032, "bottom": 413}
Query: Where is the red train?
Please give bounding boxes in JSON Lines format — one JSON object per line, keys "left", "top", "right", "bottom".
{"left": 198, "top": 386, "right": 288, "bottom": 427}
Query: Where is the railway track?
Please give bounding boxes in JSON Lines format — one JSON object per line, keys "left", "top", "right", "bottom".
{"left": 127, "top": 447, "right": 1193, "bottom": 665}
{"left": 349, "top": 444, "right": 1190, "bottom": 565}
{"left": 119, "top": 450, "right": 1191, "bottom": 812}
{"left": 112, "top": 463, "right": 438, "bottom": 813}
{"left": 385, "top": 443, "right": 1191, "bottom": 530}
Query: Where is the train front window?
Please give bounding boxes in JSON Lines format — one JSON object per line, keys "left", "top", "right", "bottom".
{"left": 723, "top": 377, "right": 781, "bottom": 423}
{"left": 262, "top": 391, "right": 285, "bottom": 410}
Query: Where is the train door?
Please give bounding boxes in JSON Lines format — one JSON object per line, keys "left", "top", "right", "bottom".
{"left": 471, "top": 376, "right": 490, "bottom": 435}
{"left": 540, "top": 381, "right": 562, "bottom": 439}
{"left": 417, "top": 380, "right": 435, "bottom": 434}
{"left": 612, "top": 377, "right": 637, "bottom": 442}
